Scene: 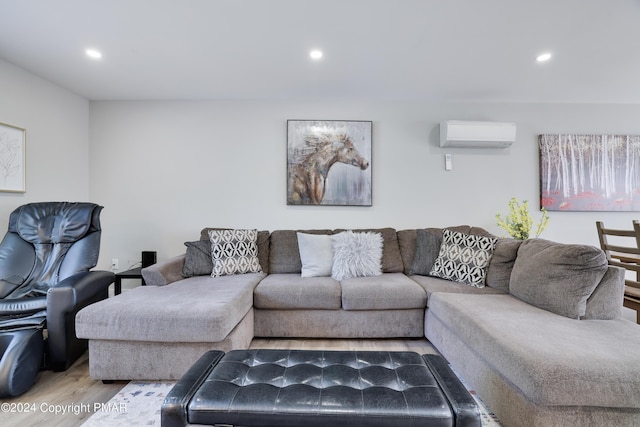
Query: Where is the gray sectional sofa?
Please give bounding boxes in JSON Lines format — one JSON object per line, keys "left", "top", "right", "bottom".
{"left": 75, "top": 225, "right": 640, "bottom": 427}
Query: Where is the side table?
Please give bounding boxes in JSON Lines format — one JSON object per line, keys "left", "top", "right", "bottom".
{"left": 114, "top": 267, "right": 145, "bottom": 295}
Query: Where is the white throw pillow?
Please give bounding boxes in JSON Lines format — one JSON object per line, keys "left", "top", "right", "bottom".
{"left": 296, "top": 232, "right": 334, "bottom": 277}
{"left": 331, "top": 231, "right": 383, "bottom": 280}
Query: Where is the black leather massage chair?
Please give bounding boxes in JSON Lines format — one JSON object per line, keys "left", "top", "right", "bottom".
{"left": 0, "top": 202, "right": 114, "bottom": 397}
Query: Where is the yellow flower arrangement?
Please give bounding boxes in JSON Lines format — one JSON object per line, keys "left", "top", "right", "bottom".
{"left": 496, "top": 197, "right": 549, "bottom": 240}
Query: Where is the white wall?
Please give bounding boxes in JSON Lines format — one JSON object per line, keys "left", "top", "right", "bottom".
{"left": 0, "top": 59, "right": 90, "bottom": 226}
{"left": 90, "top": 100, "right": 640, "bottom": 269}
{"left": 1, "top": 58, "right": 639, "bottom": 285}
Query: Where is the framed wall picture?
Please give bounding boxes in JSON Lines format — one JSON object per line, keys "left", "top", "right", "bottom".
{"left": 539, "top": 134, "right": 640, "bottom": 211}
{"left": 0, "top": 122, "right": 26, "bottom": 193}
{"left": 287, "top": 120, "right": 372, "bottom": 206}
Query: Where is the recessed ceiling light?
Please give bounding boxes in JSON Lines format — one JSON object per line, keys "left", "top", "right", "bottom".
{"left": 309, "top": 50, "right": 323, "bottom": 60}
{"left": 536, "top": 52, "right": 552, "bottom": 62}
{"left": 86, "top": 49, "right": 103, "bottom": 60}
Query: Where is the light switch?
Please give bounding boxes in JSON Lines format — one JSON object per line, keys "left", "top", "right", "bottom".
{"left": 444, "top": 153, "right": 453, "bottom": 171}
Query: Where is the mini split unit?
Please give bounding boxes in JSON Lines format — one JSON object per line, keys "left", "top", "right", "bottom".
{"left": 440, "top": 120, "right": 517, "bottom": 148}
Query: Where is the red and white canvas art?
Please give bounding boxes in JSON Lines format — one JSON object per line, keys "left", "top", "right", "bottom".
{"left": 539, "top": 134, "right": 640, "bottom": 211}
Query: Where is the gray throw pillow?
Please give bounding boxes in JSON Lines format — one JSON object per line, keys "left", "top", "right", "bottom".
{"left": 182, "top": 240, "right": 213, "bottom": 277}
{"left": 409, "top": 229, "right": 442, "bottom": 276}
{"left": 509, "top": 239, "right": 608, "bottom": 319}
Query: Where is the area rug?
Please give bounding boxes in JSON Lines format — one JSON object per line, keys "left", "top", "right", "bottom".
{"left": 82, "top": 379, "right": 503, "bottom": 426}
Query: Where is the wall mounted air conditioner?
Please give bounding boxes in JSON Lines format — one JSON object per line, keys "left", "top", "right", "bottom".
{"left": 440, "top": 120, "right": 516, "bottom": 148}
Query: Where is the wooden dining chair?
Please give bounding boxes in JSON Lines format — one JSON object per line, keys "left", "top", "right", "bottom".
{"left": 596, "top": 220, "right": 640, "bottom": 324}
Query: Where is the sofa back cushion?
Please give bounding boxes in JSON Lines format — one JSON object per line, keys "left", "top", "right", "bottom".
{"left": 510, "top": 238, "right": 609, "bottom": 319}
{"left": 270, "top": 228, "right": 403, "bottom": 275}
{"left": 399, "top": 226, "right": 495, "bottom": 276}
{"left": 397, "top": 229, "right": 418, "bottom": 274}
{"left": 583, "top": 266, "right": 624, "bottom": 320}
{"left": 409, "top": 229, "right": 442, "bottom": 276}
{"left": 485, "top": 238, "right": 523, "bottom": 292}
{"left": 269, "top": 230, "right": 332, "bottom": 274}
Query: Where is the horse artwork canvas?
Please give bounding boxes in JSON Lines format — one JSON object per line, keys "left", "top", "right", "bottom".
{"left": 287, "top": 120, "right": 372, "bottom": 206}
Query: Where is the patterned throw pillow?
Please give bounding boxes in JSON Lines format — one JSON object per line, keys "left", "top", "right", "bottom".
{"left": 331, "top": 231, "right": 383, "bottom": 280}
{"left": 208, "top": 229, "right": 262, "bottom": 277}
{"left": 429, "top": 229, "right": 498, "bottom": 288}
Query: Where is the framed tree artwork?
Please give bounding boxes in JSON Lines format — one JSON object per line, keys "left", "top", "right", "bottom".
{"left": 287, "top": 120, "right": 372, "bottom": 206}
{"left": 539, "top": 134, "right": 640, "bottom": 211}
{"left": 0, "top": 122, "right": 26, "bottom": 193}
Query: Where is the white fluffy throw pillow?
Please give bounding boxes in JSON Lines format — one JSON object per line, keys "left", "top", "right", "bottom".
{"left": 331, "top": 231, "right": 383, "bottom": 280}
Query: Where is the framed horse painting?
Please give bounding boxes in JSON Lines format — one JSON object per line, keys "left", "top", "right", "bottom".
{"left": 287, "top": 120, "right": 372, "bottom": 206}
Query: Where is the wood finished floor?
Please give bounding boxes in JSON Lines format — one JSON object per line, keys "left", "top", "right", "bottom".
{"left": 0, "top": 338, "right": 437, "bottom": 427}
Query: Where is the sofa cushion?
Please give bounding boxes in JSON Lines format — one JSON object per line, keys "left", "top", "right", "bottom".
{"left": 341, "top": 273, "right": 426, "bottom": 310}
{"left": 583, "top": 266, "right": 624, "bottom": 320}
{"left": 296, "top": 232, "right": 334, "bottom": 277}
{"left": 398, "top": 226, "right": 495, "bottom": 276}
{"left": 253, "top": 274, "right": 341, "bottom": 310}
{"left": 335, "top": 228, "right": 404, "bottom": 273}
{"left": 397, "top": 229, "right": 418, "bottom": 275}
{"left": 76, "top": 272, "right": 266, "bottom": 343}
{"left": 510, "top": 239, "right": 608, "bottom": 319}
{"left": 331, "top": 231, "right": 383, "bottom": 280}
{"left": 430, "top": 230, "right": 498, "bottom": 288}
{"left": 485, "top": 238, "right": 523, "bottom": 292}
{"left": 427, "top": 293, "right": 640, "bottom": 409}
{"left": 269, "top": 230, "right": 333, "bottom": 274}
{"left": 409, "top": 229, "right": 442, "bottom": 276}
{"left": 201, "top": 228, "right": 270, "bottom": 273}
{"left": 411, "top": 275, "right": 505, "bottom": 303}
{"left": 209, "top": 229, "right": 262, "bottom": 277}
{"left": 182, "top": 240, "right": 214, "bottom": 277}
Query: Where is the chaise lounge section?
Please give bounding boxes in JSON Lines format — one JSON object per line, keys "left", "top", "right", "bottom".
{"left": 76, "top": 225, "right": 640, "bottom": 426}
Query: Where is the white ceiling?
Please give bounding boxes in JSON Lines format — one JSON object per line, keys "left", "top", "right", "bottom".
{"left": 1, "top": 0, "right": 639, "bottom": 102}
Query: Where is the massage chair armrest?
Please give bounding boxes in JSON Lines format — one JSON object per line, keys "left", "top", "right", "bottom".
{"left": 46, "top": 270, "right": 114, "bottom": 371}
{"left": 141, "top": 254, "right": 186, "bottom": 287}
{"left": 47, "top": 271, "right": 115, "bottom": 312}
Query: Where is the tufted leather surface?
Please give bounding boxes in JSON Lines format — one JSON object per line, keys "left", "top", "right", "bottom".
{"left": 173, "top": 349, "right": 480, "bottom": 427}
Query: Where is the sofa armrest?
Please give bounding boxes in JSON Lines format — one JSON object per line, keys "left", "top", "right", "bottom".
{"left": 584, "top": 265, "right": 625, "bottom": 320}
{"left": 141, "top": 254, "right": 186, "bottom": 287}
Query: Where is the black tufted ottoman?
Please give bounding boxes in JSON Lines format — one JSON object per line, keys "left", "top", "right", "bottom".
{"left": 162, "top": 349, "right": 480, "bottom": 427}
